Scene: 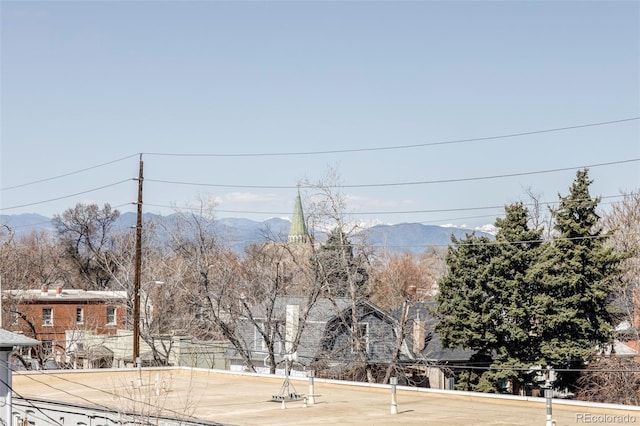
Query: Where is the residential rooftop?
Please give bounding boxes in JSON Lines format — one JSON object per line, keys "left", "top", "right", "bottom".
{"left": 12, "top": 367, "right": 639, "bottom": 425}
{"left": 5, "top": 288, "right": 128, "bottom": 302}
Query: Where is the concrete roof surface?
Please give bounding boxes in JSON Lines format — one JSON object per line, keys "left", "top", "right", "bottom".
{"left": 11, "top": 368, "right": 639, "bottom": 426}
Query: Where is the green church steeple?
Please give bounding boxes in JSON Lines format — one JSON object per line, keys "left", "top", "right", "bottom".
{"left": 288, "top": 189, "right": 309, "bottom": 244}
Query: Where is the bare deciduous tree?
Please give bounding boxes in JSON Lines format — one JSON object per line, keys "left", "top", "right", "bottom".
{"left": 0, "top": 228, "right": 66, "bottom": 292}
{"left": 603, "top": 192, "right": 640, "bottom": 333}
{"left": 576, "top": 356, "right": 640, "bottom": 405}
{"left": 303, "top": 169, "right": 377, "bottom": 382}
{"left": 369, "top": 252, "right": 439, "bottom": 310}
{"left": 52, "top": 203, "right": 121, "bottom": 289}
{"left": 163, "top": 200, "right": 256, "bottom": 370}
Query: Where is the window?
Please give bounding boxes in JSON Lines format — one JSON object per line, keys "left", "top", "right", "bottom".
{"left": 255, "top": 323, "right": 267, "bottom": 351}
{"left": 75, "top": 307, "right": 84, "bottom": 324}
{"left": 255, "top": 322, "right": 283, "bottom": 354}
{"left": 42, "top": 308, "right": 53, "bottom": 326}
{"left": 106, "top": 307, "right": 116, "bottom": 325}
{"left": 41, "top": 340, "right": 53, "bottom": 356}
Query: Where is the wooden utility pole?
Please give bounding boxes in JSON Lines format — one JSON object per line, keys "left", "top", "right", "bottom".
{"left": 133, "top": 154, "right": 144, "bottom": 367}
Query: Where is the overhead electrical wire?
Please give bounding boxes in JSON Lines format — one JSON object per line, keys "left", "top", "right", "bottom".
{"left": 12, "top": 363, "right": 204, "bottom": 423}
{"left": 0, "top": 193, "right": 628, "bottom": 238}
{"left": 142, "top": 117, "right": 640, "bottom": 157}
{"left": 0, "top": 376, "right": 65, "bottom": 426}
{"left": 209, "top": 231, "right": 639, "bottom": 250}
{"left": 144, "top": 193, "right": 632, "bottom": 217}
{"left": 3, "top": 156, "right": 635, "bottom": 215}
{"left": 0, "top": 179, "right": 134, "bottom": 211}
{"left": 2, "top": 195, "right": 634, "bottom": 251}
{"left": 1, "top": 117, "right": 636, "bottom": 216}
{"left": 0, "top": 154, "right": 139, "bottom": 191}
{"left": 144, "top": 158, "right": 639, "bottom": 190}
{"left": 1, "top": 117, "right": 637, "bottom": 192}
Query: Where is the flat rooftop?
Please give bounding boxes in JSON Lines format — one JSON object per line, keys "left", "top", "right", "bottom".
{"left": 12, "top": 368, "right": 640, "bottom": 425}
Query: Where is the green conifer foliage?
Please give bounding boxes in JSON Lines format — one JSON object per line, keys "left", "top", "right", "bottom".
{"left": 437, "top": 169, "right": 623, "bottom": 393}
{"left": 435, "top": 233, "right": 496, "bottom": 355}
{"left": 528, "top": 169, "right": 622, "bottom": 388}
{"left": 436, "top": 203, "right": 542, "bottom": 392}
{"left": 315, "top": 228, "right": 369, "bottom": 297}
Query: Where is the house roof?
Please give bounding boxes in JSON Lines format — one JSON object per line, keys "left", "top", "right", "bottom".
{"left": 243, "top": 297, "right": 412, "bottom": 364}
{"left": 5, "top": 289, "right": 128, "bottom": 303}
{"left": 0, "top": 328, "right": 40, "bottom": 349}
{"left": 249, "top": 296, "right": 353, "bottom": 322}
{"left": 395, "top": 302, "right": 476, "bottom": 363}
{"left": 71, "top": 345, "right": 114, "bottom": 361}
{"left": 614, "top": 340, "right": 640, "bottom": 357}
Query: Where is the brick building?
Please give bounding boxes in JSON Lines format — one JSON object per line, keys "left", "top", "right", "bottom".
{"left": 3, "top": 286, "right": 128, "bottom": 366}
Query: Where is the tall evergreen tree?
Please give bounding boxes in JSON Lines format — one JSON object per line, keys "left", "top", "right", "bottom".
{"left": 527, "top": 169, "right": 622, "bottom": 388}
{"left": 315, "top": 228, "right": 368, "bottom": 298}
{"left": 436, "top": 203, "right": 542, "bottom": 392}
{"left": 435, "top": 233, "right": 495, "bottom": 359}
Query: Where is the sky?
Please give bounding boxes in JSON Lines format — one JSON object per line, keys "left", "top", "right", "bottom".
{"left": 1, "top": 1, "right": 639, "bottom": 231}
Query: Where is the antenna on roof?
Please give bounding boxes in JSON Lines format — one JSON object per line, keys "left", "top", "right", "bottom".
{"left": 271, "top": 352, "right": 303, "bottom": 403}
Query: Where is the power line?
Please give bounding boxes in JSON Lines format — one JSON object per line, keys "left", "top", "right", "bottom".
{"left": 1, "top": 156, "right": 635, "bottom": 221}
{"left": 440, "top": 364, "right": 640, "bottom": 374}
{"left": 1, "top": 200, "right": 633, "bottom": 251}
{"left": 144, "top": 193, "right": 632, "bottom": 218}
{"left": 12, "top": 363, "right": 203, "bottom": 423}
{"left": 1, "top": 117, "right": 636, "bottom": 193}
{"left": 0, "top": 193, "right": 628, "bottom": 229}
{"left": 0, "top": 117, "right": 636, "bottom": 208}
{"left": 0, "top": 154, "right": 138, "bottom": 191}
{"left": 142, "top": 117, "right": 640, "bottom": 157}
{"left": 0, "top": 179, "right": 134, "bottom": 212}
{"left": 145, "top": 158, "right": 639, "bottom": 190}
{"left": 0, "top": 376, "right": 65, "bottom": 426}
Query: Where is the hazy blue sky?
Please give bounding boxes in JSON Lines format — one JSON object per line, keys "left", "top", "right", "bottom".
{"left": 1, "top": 1, "right": 638, "bottom": 230}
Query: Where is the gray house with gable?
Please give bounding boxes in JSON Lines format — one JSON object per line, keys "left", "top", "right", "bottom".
{"left": 228, "top": 296, "right": 414, "bottom": 377}
{"left": 229, "top": 297, "right": 475, "bottom": 389}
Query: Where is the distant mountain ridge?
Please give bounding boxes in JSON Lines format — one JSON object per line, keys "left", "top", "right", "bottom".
{"left": 0, "top": 213, "right": 492, "bottom": 254}
{"left": 362, "top": 222, "right": 491, "bottom": 252}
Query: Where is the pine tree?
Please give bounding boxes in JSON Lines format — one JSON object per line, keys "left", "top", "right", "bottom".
{"left": 436, "top": 203, "right": 542, "bottom": 392}
{"left": 435, "top": 232, "right": 496, "bottom": 356}
{"left": 315, "top": 228, "right": 369, "bottom": 298}
{"left": 478, "top": 204, "right": 544, "bottom": 392}
{"left": 528, "top": 169, "right": 622, "bottom": 388}
{"left": 436, "top": 171, "right": 623, "bottom": 392}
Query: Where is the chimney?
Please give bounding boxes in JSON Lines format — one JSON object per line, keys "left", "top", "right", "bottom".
{"left": 285, "top": 305, "right": 299, "bottom": 354}
{"left": 56, "top": 286, "right": 63, "bottom": 297}
{"left": 41, "top": 285, "right": 48, "bottom": 296}
{"left": 407, "top": 285, "right": 417, "bottom": 299}
{"left": 413, "top": 319, "right": 427, "bottom": 353}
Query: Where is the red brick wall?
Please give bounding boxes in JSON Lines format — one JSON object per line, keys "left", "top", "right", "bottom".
{"left": 10, "top": 301, "right": 127, "bottom": 353}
